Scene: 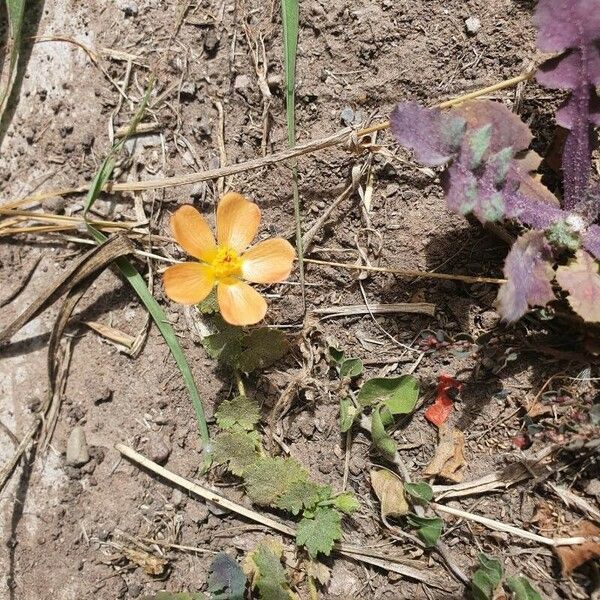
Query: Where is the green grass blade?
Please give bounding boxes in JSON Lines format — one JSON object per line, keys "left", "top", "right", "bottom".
{"left": 81, "top": 80, "right": 210, "bottom": 453}
{"left": 0, "top": 0, "right": 27, "bottom": 117}
{"left": 280, "top": 0, "right": 305, "bottom": 307}
{"left": 281, "top": 0, "right": 298, "bottom": 146}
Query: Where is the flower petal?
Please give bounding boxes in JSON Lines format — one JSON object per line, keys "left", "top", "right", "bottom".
{"left": 217, "top": 280, "right": 267, "bottom": 325}
{"left": 216, "top": 192, "right": 261, "bottom": 253}
{"left": 171, "top": 205, "right": 216, "bottom": 261}
{"left": 163, "top": 262, "right": 215, "bottom": 305}
{"left": 241, "top": 238, "right": 296, "bottom": 283}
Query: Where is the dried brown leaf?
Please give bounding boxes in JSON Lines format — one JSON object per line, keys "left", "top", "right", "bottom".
{"left": 555, "top": 521, "right": 600, "bottom": 576}
{"left": 370, "top": 469, "right": 409, "bottom": 519}
{"left": 424, "top": 424, "right": 466, "bottom": 483}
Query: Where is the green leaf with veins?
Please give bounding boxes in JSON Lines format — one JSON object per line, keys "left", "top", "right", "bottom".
{"left": 296, "top": 507, "right": 343, "bottom": 558}
{"left": 275, "top": 480, "right": 328, "bottom": 515}
{"left": 357, "top": 375, "right": 419, "bottom": 415}
{"left": 504, "top": 576, "right": 541, "bottom": 600}
{"left": 406, "top": 513, "right": 444, "bottom": 547}
{"left": 215, "top": 395, "right": 260, "bottom": 431}
{"left": 470, "top": 553, "right": 503, "bottom": 600}
{"left": 245, "top": 542, "right": 292, "bottom": 600}
{"left": 339, "top": 357, "right": 363, "bottom": 378}
{"left": 332, "top": 492, "right": 360, "bottom": 514}
{"left": 202, "top": 319, "right": 244, "bottom": 363}
{"left": 370, "top": 407, "right": 397, "bottom": 458}
{"left": 405, "top": 482, "right": 434, "bottom": 504}
{"left": 212, "top": 430, "right": 261, "bottom": 476}
{"left": 236, "top": 328, "right": 288, "bottom": 373}
{"left": 243, "top": 457, "right": 307, "bottom": 506}
{"left": 339, "top": 397, "right": 359, "bottom": 433}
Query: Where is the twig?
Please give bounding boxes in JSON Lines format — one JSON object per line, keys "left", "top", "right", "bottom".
{"left": 431, "top": 503, "right": 592, "bottom": 547}
{"left": 305, "top": 257, "right": 505, "bottom": 285}
{"left": 114, "top": 443, "right": 448, "bottom": 587}
{"left": 313, "top": 302, "right": 436, "bottom": 318}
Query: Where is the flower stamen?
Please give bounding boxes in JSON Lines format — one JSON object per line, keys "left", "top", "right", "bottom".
{"left": 211, "top": 246, "right": 242, "bottom": 281}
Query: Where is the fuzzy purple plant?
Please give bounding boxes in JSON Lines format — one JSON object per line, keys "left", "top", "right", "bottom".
{"left": 389, "top": 0, "right": 600, "bottom": 323}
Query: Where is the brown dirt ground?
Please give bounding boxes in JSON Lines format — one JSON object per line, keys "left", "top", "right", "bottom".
{"left": 1, "top": 0, "right": 599, "bottom": 599}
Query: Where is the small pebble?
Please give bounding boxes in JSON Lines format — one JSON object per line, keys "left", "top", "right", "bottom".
{"left": 465, "top": 16, "right": 481, "bottom": 35}
{"left": 146, "top": 435, "right": 171, "bottom": 465}
{"left": 340, "top": 106, "right": 354, "bottom": 126}
{"left": 66, "top": 426, "right": 90, "bottom": 466}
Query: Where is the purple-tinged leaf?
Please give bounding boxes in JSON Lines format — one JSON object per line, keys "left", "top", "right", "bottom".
{"left": 583, "top": 224, "right": 600, "bottom": 260}
{"left": 496, "top": 231, "right": 556, "bottom": 322}
{"left": 509, "top": 192, "right": 567, "bottom": 230}
{"left": 390, "top": 102, "right": 465, "bottom": 167}
{"left": 534, "top": 0, "right": 600, "bottom": 210}
{"left": 535, "top": 0, "right": 600, "bottom": 53}
{"left": 556, "top": 250, "right": 600, "bottom": 321}
{"left": 454, "top": 100, "right": 532, "bottom": 154}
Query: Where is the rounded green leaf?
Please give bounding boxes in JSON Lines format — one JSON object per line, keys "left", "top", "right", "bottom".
{"left": 357, "top": 375, "right": 420, "bottom": 415}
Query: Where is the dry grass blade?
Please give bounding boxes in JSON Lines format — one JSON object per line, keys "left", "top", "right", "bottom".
{"left": 115, "top": 443, "right": 450, "bottom": 589}
{"left": 432, "top": 503, "right": 592, "bottom": 547}
{"left": 305, "top": 257, "right": 506, "bottom": 285}
{"left": 313, "top": 302, "right": 436, "bottom": 318}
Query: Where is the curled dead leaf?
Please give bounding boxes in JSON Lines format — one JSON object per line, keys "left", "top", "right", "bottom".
{"left": 424, "top": 424, "right": 466, "bottom": 482}
{"left": 122, "top": 546, "right": 169, "bottom": 576}
{"left": 370, "top": 469, "right": 409, "bottom": 519}
{"left": 555, "top": 521, "right": 600, "bottom": 577}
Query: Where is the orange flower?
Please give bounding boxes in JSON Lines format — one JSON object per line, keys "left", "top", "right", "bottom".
{"left": 163, "top": 193, "right": 295, "bottom": 326}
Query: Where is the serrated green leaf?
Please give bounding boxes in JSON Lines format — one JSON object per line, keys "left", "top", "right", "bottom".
{"left": 244, "top": 457, "right": 307, "bottom": 506}
{"left": 471, "top": 553, "right": 503, "bottom": 600}
{"left": 339, "top": 398, "right": 359, "bottom": 433}
{"left": 371, "top": 407, "right": 396, "bottom": 458}
{"left": 236, "top": 328, "right": 288, "bottom": 373}
{"left": 208, "top": 553, "right": 246, "bottom": 600}
{"left": 405, "top": 482, "right": 433, "bottom": 504}
{"left": 357, "top": 375, "right": 419, "bottom": 415}
{"left": 339, "top": 358, "right": 363, "bottom": 378}
{"left": 202, "top": 320, "right": 244, "bottom": 364}
{"left": 504, "top": 576, "right": 542, "bottom": 600}
{"left": 275, "top": 480, "right": 327, "bottom": 515}
{"left": 212, "top": 430, "right": 260, "bottom": 476}
{"left": 245, "top": 542, "right": 292, "bottom": 600}
{"left": 332, "top": 492, "right": 360, "bottom": 515}
{"left": 406, "top": 513, "right": 443, "bottom": 547}
{"left": 296, "top": 507, "right": 343, "bottom": 558}
{"left": 215, "top": 396, "right": 260, "bottom": 431}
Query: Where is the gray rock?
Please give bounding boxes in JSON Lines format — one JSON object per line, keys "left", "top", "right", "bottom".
{"left": 465, "top": 16, "right": 481, "bottom": 35}
{"left": 66, "top": 426, "right": 90, "bottom": 466}
{"left": 584, "top": 478, "right": 600, "bottom": 498}
{"left": 340, "top": 106, "right": 355, "bottom": 126}
{"left": 234, "top": 74, "right": 252, "bottom": 92}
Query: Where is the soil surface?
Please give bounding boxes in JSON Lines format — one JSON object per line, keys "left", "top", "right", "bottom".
{"left": 1, "top": 1, "right": 599, "bottom": 599}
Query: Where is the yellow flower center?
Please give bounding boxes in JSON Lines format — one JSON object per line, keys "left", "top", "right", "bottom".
{"left": 210, "top": 246, "right": 242, "bottom": 280}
